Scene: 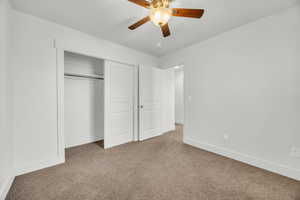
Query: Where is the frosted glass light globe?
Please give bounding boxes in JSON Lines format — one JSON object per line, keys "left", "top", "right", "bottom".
{"left": 149, "top": 7, "right": 172, "bottom": 27}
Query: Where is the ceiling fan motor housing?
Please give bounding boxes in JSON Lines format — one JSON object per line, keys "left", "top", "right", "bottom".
{"left": 151, "top": 0, "right": 170, "bottom": 9}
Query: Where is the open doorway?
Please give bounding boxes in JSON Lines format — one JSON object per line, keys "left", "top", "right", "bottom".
{"left": 64, "top": 51, "right": 105, "bottom": 151}
{"left": 174, "top": 65, "right": 184, "bottom": 138}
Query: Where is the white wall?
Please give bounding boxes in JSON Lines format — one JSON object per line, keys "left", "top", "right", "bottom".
{"left": 160, "top": 5, "right": 300, "bottom": 180}
{"left": 64, "top": 52, "right": 104, "bottom": 148}
{"left": 0, "top": 0, "right": 14, "bottom": 199}
{"left": 10, "top": 10, "right": 159, "bottom": 175}
{"left": 174, "top": 66, "right": 184, "bottom": 124}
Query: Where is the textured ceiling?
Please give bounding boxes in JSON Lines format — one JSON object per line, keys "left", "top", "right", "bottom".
{"left": 11, "top": 0, "right": 299, "bottom": 56}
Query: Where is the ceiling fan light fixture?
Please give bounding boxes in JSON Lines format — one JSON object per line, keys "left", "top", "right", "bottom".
{"left": 149, "top": 7, "right": 172, "bottom": 27}
{"left": 128, "top": 0, "right": 205, "bottom": 38}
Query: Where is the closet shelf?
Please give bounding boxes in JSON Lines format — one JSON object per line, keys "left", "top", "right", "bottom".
{"left": 64, "top": 72, "right": 104, "bottom": 80}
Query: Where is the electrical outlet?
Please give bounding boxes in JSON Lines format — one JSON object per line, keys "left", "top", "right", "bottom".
{"left": 290, "top": 147, "right": 300, "bottom": 158}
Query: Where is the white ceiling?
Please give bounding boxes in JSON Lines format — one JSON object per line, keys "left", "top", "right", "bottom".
{"left": 11, "top": 0, "right": 299, "bottom": 57}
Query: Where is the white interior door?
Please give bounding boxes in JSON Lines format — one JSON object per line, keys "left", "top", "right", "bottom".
{"left": 104, "top": 61, "right": 134, "bottom": 148}
{"left": 139, "top": 66, "right": 162, "bottom": 141}
{"left": 161, "top": 68, "right": 175, "bottom": 133}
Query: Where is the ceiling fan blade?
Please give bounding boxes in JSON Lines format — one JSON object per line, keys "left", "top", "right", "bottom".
{"left": 172, "top": 8, "right": 204, "bottom": 18}
{"left": 161, "top": 23, "right": 171, "bottom": 37}
{"left": 128, "top": 0, "right": 150, "bottom": 9}
{"left": 128, "top": 16, "right": 150, "bottom": 30}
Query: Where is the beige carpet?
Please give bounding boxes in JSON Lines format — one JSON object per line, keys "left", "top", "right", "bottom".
{"left": 6, "top": 125, "right": 300, "bottom": 200}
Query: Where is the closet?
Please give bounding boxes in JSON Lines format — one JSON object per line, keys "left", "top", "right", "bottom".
{"left": 61, "top": 50, "right": 174, "bottom": 151}
{"left": 64, "top": 52, "right": 104, "bottom": 148}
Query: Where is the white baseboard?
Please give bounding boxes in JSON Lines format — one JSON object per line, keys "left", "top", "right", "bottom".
{"left": 0, "top": 175, "right": 15, "bottom": 200}
{"left": 184, "top": 137, "right": 300, "bottom": 181}
{"left": 15, "top": 156, "right": 65, "bottom": 176}
{"left": 66, "top": 137, "right": 104, "bottom": 148}
{"left": 161, "top": 126, "right": 176, "bottom": 135}
{"left": 175, "top": 123, "right": 184, "bottom": 126}
{"left": 139, "top": 133, "right": 161, "bottom": 141}
{"left": 175, "top": 120, "right": 184, "bottom": 125}
{"left": 139, "top": 126, "right": 176, "bottom": 141}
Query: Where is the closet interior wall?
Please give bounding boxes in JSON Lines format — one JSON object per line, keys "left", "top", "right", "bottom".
{"left": 64, "top": 52, "right": 104, "bottom": 148}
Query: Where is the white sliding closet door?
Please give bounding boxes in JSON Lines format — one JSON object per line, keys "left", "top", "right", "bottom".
{"left": 104, "top": 61, "right": 134, "bottom": 149}
{"left": 139, "top": 66, "right": 162, "bottom": 141}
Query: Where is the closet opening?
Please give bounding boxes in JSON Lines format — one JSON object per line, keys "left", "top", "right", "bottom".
{"left": 64, "top": 51, "right": 105, "bottom": 152}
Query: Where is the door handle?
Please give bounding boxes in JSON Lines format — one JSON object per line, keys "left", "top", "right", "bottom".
{"left": 140, "top": 105, "right": 143, "bottom": 109}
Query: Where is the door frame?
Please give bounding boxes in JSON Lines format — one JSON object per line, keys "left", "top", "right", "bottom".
{"left": 173, "top": 64, "right": 185, "bottom": 142}
{"left": 56, "top": 45, "right": 139, "bottom": 162}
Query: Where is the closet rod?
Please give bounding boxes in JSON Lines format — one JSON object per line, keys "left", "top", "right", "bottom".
{"left": 64, "top": 72, "right": 104, "bottom": 80}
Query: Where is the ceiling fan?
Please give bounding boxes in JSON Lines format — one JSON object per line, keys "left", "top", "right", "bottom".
{"left": 128, "top": 0, "right": 204, "bottom": 37}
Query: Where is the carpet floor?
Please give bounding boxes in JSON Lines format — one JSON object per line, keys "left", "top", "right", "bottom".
{"left": 6, "top": 125, "right": 300, "bottom": 200}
